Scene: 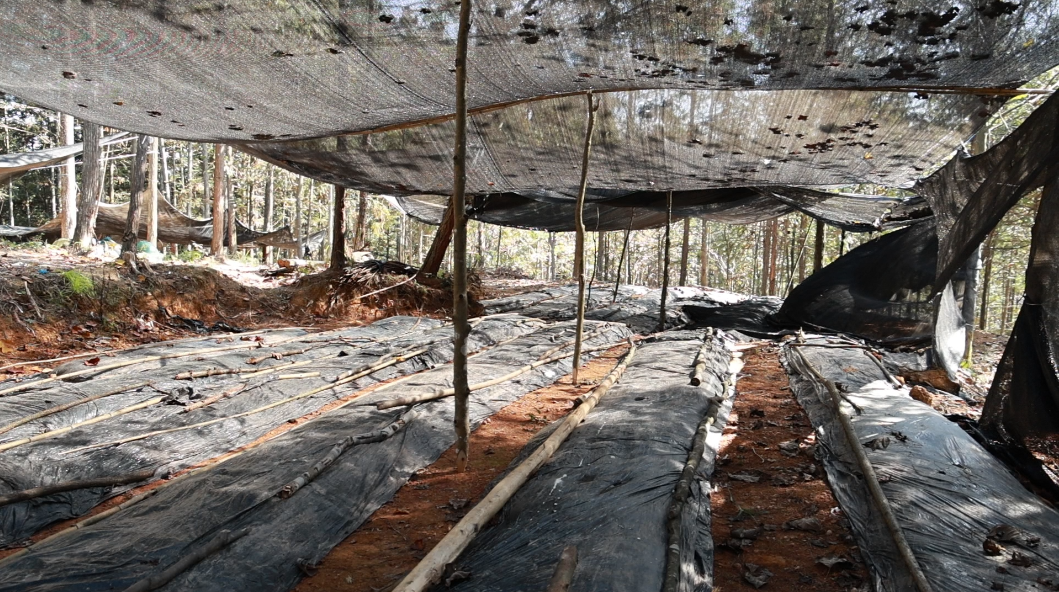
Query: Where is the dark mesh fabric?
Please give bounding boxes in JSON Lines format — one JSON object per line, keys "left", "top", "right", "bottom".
{"left": 245, "top": 89, "right": 986, "bottom": 197}
{"left": 917, "top": 93, "right": 1059, "bottom": 289}
{"left": 981, "top": 180, "right": 1059, "bottom": 443}
{"left": 770, "top": 222, "right": 942, "bottom": 343}
{"left": 0, "top": 144, "right": 83, "bottom": 185}
{"left": 1, "top": 1, "right": 1055, "bottom": 142}
{"left": 398, "top": 187, "right": 929, "bottom": 232}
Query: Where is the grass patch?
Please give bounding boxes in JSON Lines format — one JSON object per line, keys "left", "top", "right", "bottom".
{"left": 61, "top": 270, "right": 96, "bottom": 297}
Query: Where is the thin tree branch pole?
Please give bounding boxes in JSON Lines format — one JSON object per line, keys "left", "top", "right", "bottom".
{"left": 122, "top": 528, "right": 251, "bottom": 592}
{"left": 0, "top": 468, "right": 156, "bottom": 508}
{"left": 375, "top": 339, "right": 623, "bottom": 410}
{"left": 790, "top": 346, "right": 934, "bottom": 592}
{"left": 0, "top": 380, "right": 153, "bottom": 436}
{"left": 657, "top": 191, "right": 673, "bottom": 332}
{"left": 0, "top": 395, "right": 166, "bottom": 453}
{"left": 689, "top": 329, "right": 715, "bottom": 386}
{"left": 0, "top": 337, "right": 296, "bottom": 398}
{"left": 181, "top": 383, "right": 247, "bottom": 413}
{"left": 450, "top": 0, "right": 473, "bottom": 474}
{"left": 394, "top": 342, "right": 636, "bottom": 592}
{"left": 545, "top": 546, "right": 578, "bottom": 592}
{"left": 63, "top": 347, "right": 428, "bottom": 455}
{"left": 211, "top": 144, "right": 225, "bottom": 258}
{"left": 572, "top": 92, "right": 598, "bottom": 385}
{"left": 330, "top": 185, "right": 347, "bottom": 270}
{"left": 663, "top": 397, "right": 723, "bottom": 592}
{"left": 278, "top": 412, "right": 414, "bottom": 499}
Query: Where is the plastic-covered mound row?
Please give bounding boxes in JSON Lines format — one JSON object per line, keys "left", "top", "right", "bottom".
{"left": 442, "top": 330, "right": 735, "bottom": 592}
{"left": 0, "top": 319, "right": 632, "bottom": 592}
{"left": 782, "top": 339, "right": 1059, "bottom": 592}
{"left": 481, "top": 284, "right": 762, "bottom": 334}
{"left": 0, "top": 315, "right": 549, "bottom": 546}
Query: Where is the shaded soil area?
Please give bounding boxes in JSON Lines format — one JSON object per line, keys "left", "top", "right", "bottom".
{"left": 294, "top": 346, "right": 629, "bottom": 592}
{"left": 0, "top": 245, "right": 465, "bottom": 376}
{"left": 711, "top": 345, "right": 869, "bottom": 592}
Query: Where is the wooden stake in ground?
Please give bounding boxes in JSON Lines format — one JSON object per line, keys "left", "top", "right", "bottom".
{"left": 450, "top": 0, "right": 473, "bottom": 473}
{"left": 572, "top": 92, "right": 599, "bottom": 385}
{"left": 657, "top": 191, "right": 673, "bottom": 332}
{"left": 394, "top": 341, "right": 636, "bottom": 592}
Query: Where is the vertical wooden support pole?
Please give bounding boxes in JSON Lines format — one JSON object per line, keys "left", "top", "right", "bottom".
{"left": 331, "top": 186, "right": 347, "bottom": 270}
{"left": 146, "top": 137, "right": 159, "bottom": 249}
{"left": 572, "top": 92, "right": 598, "bottom": 385}
{"left": 452, "top": 0, "right": 472, "bottom": 473}
{"left": 613, "top": 223, "right": 631, "bottom": 302}
{"left": 211, "top": 144, "right": 225, "bottom": 258}
{"left": 699, "top": 219, "right": 710, "bottom": 287}
{"left": 658, "top": 191, "right": 673, "bottom": 332}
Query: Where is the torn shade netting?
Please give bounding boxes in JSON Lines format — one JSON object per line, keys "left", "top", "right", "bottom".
{"left": 397, "top": 187, "right": 929, "bottom": 232}
{"left": 1, "top": 0, "right": 1055, "bottom": 143}
{"left": 980, "top": 182, "right": 1059, "bottom": 446}
{"left": 771, "top": 221, "right": 970, "bottom": 347}
{"left": 0, "top": 144, "right": 83, "bottom": 185}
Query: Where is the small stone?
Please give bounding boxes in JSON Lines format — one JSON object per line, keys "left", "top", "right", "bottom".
{"left": 743, "top": 563, "right": 774, "bottom": 588}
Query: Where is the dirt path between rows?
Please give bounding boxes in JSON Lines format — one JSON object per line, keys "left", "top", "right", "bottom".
{"left": 295, "top": 346, "right": 628, "bottom": 592}
{"left": 711, "top": 345, "right": 869, "bottom": 591}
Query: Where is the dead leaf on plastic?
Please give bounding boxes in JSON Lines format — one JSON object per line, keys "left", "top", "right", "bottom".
{"left": 84, "top": 357, "right": 101, "bottom": 366}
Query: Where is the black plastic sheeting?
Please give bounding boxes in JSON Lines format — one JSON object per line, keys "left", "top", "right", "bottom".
{"left": 0, "top": 319, "right": 631, "bottom": 592}
{"left": 783, "top": 339, "right": 1059, "bottom": 592}
{"left": 683, "top": 297, "right": 784, "bottom": 337}
{"left": 0, "top": 315, "right": 551, "bottom": 546}
{"left": 443, "top": 331, "right": 735, "bottom": 592}
{"left": 482, "top": 284, "right": 768, "bottom": 334}
{"left": 771, "top": 222, "right": 968, "bottom": 348}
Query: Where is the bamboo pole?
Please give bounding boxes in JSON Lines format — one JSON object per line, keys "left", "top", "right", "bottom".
{"left": 375, "top": 340, "right": 624, "bottom": 410}
{"left": 657, "top": 191, "right": 673, "bottom": 332}
{"left": 278, "top": 412, "right": 414, "bottom": 499}
{"left": 181, "top": 383, "right": 247, "bottom": 413}
{"left": 689, "top": 329, "right": 715, "bottom": 387}
{"left": 393, "top": 341, "right": 636, "bottom": 592}
{"left": 0, "top": 337, "right": 298, "bottom": 398}
{"left": 572, "top": 92, "right": 598, "bottom": 385}
{"left": 662, "top": 397, "right": 722, "bottom": 592}
{"left": 451, "top": 0, "right": 473, "bottom": 473}
{"left": 122, "top": 528, "right": 250, "bottom": 592}
{"left": 790, "top": 345, "right": 934, "bottom": 592}
{"left": 0, "top": 395, "right": 166, "bottom": 453}
{"left": 0, "top": 380, "right": 153, "bottom": 436}
{"left": 545, "top": 546, "right": 578, "bottom": 592}
{"left": 0, "top": 468, "right": 156, "bottom": 508}
{"left": 63, "top": 348, "right": 429, "bottom": 455}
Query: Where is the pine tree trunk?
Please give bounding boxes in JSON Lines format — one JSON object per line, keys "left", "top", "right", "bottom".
{"left": 73, "top": 122, "right": 103, "bottom": 248}
{"left": 353, "top": 190, "right": 368, "bottom": 250}
{"left": 330, "top": 186, "right": 346, "bottom": 270}
{"left": 227, "top": 173, "right": 237, "bottom": 257}
{"left": 416, "top": 202, "right": 455, "bottom": 279}
{"left": 121, "top": 135, "right": 151, "bottom": 255}
{"left": 211, "top": 144, "right": 225, "bottom": 258}
{"left": 678, "top": 217, "right": 690, "bottom": 286}
{"left": 699, "top": 220, "right": 709, "bottom": 287}
{"left": 658, "top": 192, "right": 673, "bottom": 331}
{"left": 813, "top": 219, "right": 825, "bottom": 273}
{"left": 548, "top": 232, "right": 557, "bottom": 280}
{"left": 146, "top": 138, "right": 159, "bottom": 248}
{"left": 160, "top": 139, "right": 172, "bottom": 204}
{"left": 978, "top": 231, "right": 995, "bottom": 330}
{"left": 201, "top": 142, "right": 211, "bottom": 218}
{"left": 293, "top": 176, "right": 304, "bottom": 258}
{"left": 58, "top": 114, "right": 77, "bottom": 239}
{"left": 760, "top": 221, "right": 772, "bottom": 295}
